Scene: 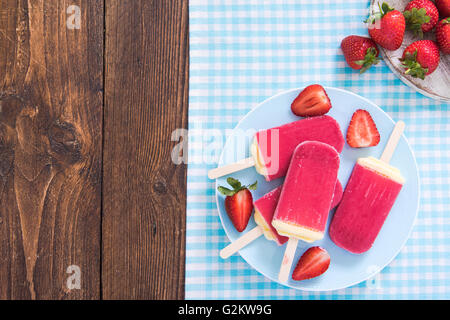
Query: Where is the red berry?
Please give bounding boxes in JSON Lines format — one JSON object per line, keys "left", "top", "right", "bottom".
{"left": 401, "top": 40, "right": 440, "bottom": 78}
{"left": 341, "top": 35, "right": 380, "bottom": 73}
{"left": 436, "top": 18, "right": 450, "bottom": 54}
{"left": 435, "top": 0, "right": 450, "bottom": 17}
{"left": 291, "top": 84, "right": 332, "bottom": 117}
{"left": 218, "top": 178, "right": 257, "bottom": 232}
{"left": 404, "top": 0, "right": 439, "bottom": 36}
{"left": 368, "top": 2, "right": 405, "bottom": 50}
{"left": 346, "top": 109, "right": 381, "bottom": 148}
{"left": 292, "top": 247, "right": 331, "bottom": 281}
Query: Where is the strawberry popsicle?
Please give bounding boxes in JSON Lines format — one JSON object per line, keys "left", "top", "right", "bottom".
{"left": 329, "top": 121, "right": 406, "bottom": 254}
{"left": 272, "top": 141, "right": 340, "bottom": 243}
{"left": 275, "top": 141, "right": 340, "bottom": 282}
{"left": 208, "top": 115, "right": 344, "bottom": 180}
{"left": 251, "top": 115, "right": 344, "bottom": 181}
{"left": 254, "top": 186, "right": 289, "bottom": 245}
{"left": 220, "top": 180, "right": 342, "bottom": 259}
{"left": 255, "top": 180, "right": 343, "bottom": 245}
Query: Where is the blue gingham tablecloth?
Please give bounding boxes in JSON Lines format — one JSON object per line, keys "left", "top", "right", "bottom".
{"left": 186, "top": 0, "right": 450, "bottom": 299}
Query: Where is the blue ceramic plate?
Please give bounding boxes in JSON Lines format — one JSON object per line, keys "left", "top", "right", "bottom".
{"left": 215, "top": 87, "right": 420, "bottom": 291}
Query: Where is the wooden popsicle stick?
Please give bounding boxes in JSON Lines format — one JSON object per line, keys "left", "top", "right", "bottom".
{"left": 380, "top": 121, "right": 405, "bottom": 164}
{"left": 219, "top": 226, "right": 263, "bottom": 259}
{"left": 208, "top": 157, "right": 255, "bottom": 179}
{"left": 278, "top": 238, "right": 299, "bottom": 283}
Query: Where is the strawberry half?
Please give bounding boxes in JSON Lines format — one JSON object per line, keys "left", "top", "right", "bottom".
{"left": 341, "top": 35, "right": 380, "bottom": 73}
{"left": 404, "top": 0, "right": 439, "bottom": 37}
{"left": 292, "top": 247, "right": 330, "bottom": 281}
{"left": 400, "top": 40, "right": 440, "bottom": 79}
{"left": 218, "top": 177, "right": 257, "bottom": 232}
{"left": 346, "top": 109, "right": 381, "bottom": 148}
{"left": 291, "top": 84, "right": 332, "bottom": 117}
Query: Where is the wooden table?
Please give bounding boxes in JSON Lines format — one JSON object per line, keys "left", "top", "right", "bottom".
{"left": 0, "top": 0, "right": 188, "bottom": 299}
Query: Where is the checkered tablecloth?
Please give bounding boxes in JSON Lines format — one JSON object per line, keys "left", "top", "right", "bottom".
{"left": 186, "top": 0, "right": 450, "bottom": 299}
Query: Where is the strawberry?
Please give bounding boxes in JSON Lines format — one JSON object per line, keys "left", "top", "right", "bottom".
{"left": 367, "top": 2, "right": 405, "bottom": 50}
{"left": 436, "top": 18, "right": 450, "bottom": 54}
{"left": 218, "top": 177, "right": 257, "bottom": 232}
{"left": 341, "top": 36, "right": 380, "bottom": 73}
{"left": 435, "top": 0, "right": 450, "bottom": 17}
{"left": 291, "top": 84, "right": 332, "bottom": 117}
{"left": 292, "top": 247, "right": 330, "bottom": 281}
{"left": 403, "top": 0, "right": 439, "bottom": 37}
{"left": 346, "top": 109, "right": 381, "bottom": 148}
{"left": 400, "top": 40, "right": 440, "bottom": 79}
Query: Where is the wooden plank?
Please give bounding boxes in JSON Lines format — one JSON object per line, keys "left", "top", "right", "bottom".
{"left": 103, "top": 0, "right": 188, "bottom": 299}
{"left": 0, "top": 0, "right": 103, "bottom": 299}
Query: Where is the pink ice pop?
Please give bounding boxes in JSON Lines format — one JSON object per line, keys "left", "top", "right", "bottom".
{"left": 209, "top": 115, "right": 344, "bottom": 180}
{"left": 329, "top": 158, "right": 404, "bottom": 254}
{"left": 275, "top": 141, "right": 340, "bottom": 282}
{"left": 330, "top": 180, "right": 343, "bottom": 210}
{"left": 254, "top": 186, "right": 289, "bottom": 245}
{"left": 272, "top": 141, "right": 340, "bottom": 243}
{"left": 253, "top": 115, "right": 344, "bottom": 181}
{"left": 329, "top": 121, "right": 406, "bottom": 254}
{"left": 254, "top": 180, "right": 343, "bottom": 246}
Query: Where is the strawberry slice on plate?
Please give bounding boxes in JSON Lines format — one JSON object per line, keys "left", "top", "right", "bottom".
{"left": 218, "top": 177, "right": 257, "bottom": 232}
{"left": 291, "top": 84, "right": 332, "bottom": 117}
{"left": 292, "top": 246, "right": 331, "bottom": 281}
{"left": 346, "top": 109, "right": 381, "bottom": 148}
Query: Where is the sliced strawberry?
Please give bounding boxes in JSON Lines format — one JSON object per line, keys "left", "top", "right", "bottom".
{"left": 291, "top": 84, "right": 332, "bottom": 117}
{"left": 292, "top": 247, "right": 330, "bottom": 281}
{"left": 218, "top": 178, "right": 257, "bottom": 232}
{"left": 346, "top": 109, "right": 381, "bottom": 148}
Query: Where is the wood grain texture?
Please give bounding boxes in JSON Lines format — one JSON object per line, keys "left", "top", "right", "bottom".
{"left": 0, "top": 0, "right": 103, "bottom": 299}
{"left": 102, "top": 0, "right": 188, "bottom": 300}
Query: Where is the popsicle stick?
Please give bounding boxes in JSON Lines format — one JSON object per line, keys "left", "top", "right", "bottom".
{"left": 219, "top": 226, "right": 263, "bottom": 259}
{"left": 278, "top": 238, "right": 299, "bottom": 283}
{"left": 380, "top": 121, "right": 405, "bottom": 164}
{"left": 208, "top": 157, "right": 255, "bottom": 179}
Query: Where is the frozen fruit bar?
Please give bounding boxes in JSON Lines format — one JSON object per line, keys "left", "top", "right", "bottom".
{"left": 329, "top": 157, "right": 404, "bottom": 254}
{"left": 251, "top": 115, "right": 344, "bottom": 181}
{"left": 254, "top": 186, "right": 288, "bottom": 245}
{"left": 272, "top": 141, "right": 340, "bottom": 242}
{"left": 254, "top": 179, "right": 343, "bottom": 245}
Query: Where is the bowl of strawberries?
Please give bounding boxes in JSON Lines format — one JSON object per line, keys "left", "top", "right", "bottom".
{"left": 341, "top": 0, "right": 450, "bottom": 101}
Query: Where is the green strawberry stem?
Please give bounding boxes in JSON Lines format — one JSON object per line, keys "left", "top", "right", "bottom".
{"left": 218, "top": 177, "right": 257, "bottom": 196}
{"left": 400, "top": 49, "right": 428, "bottom": 80}
{"left": 354, "top": 47, "right": 380, "bottom": 74}
{"left": 403, "top": 7, "right": 431, "bottom": 38}
{"left": 366, "top": 2, "right": 395, "bottom": 24}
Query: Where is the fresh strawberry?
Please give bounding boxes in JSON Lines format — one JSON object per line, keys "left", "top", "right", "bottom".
{"left": 435, "top": 0, "right": 450, "bottom": 17}
{"left": 341, "top": 36, "right": 380, "bottom": 73}
{"left": 367, "top": 2, "right": 405, "bottom": 50}
{"left": 436, "top": 18, "right": 450, "bottom": 54}
{"left": 291, "top": 84, "right": 332, "bottom": 117}
{"left": 346, "top": 109, "right": 381, "bottom": 148}
{"left": 400, "top": 40, "right": 440, "bottom": 78}
{"left": 292, "top": 247, "right": 330, "bottom": 281}
{"left": 403, "top": 0, "right": 439, "bottom": 37}
{"left": 218, "top": 178, "right": 257, "bottom": 232}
